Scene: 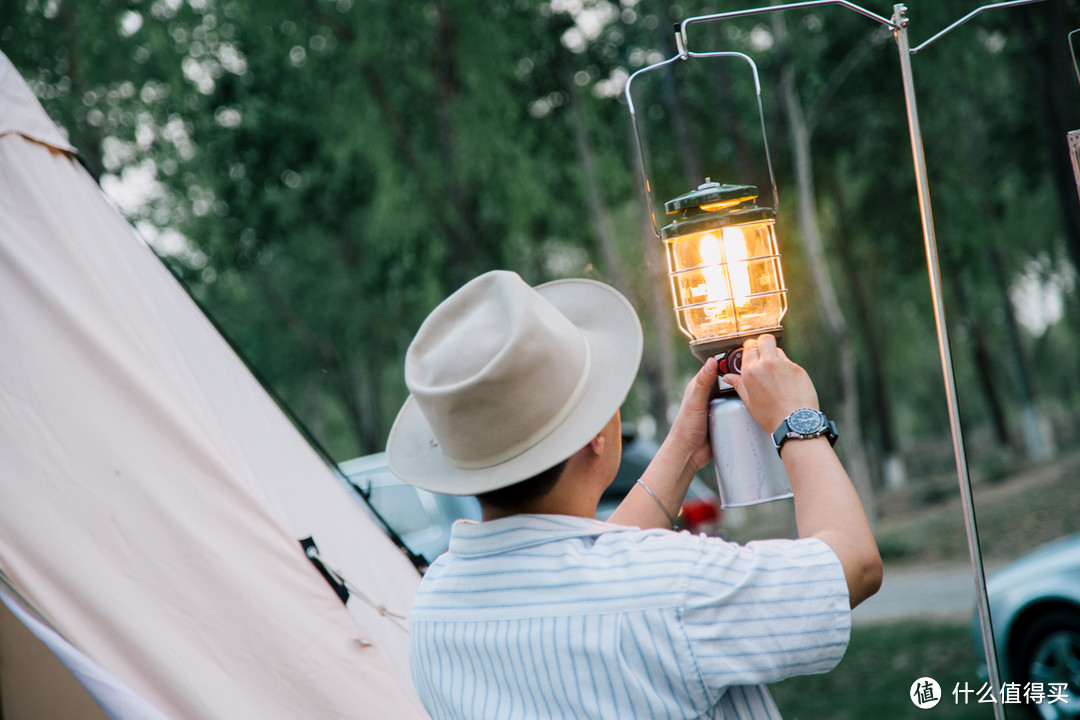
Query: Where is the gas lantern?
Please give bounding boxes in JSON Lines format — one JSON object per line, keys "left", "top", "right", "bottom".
{"left": 661, "top": 180, "right": 793, "bottom": 508}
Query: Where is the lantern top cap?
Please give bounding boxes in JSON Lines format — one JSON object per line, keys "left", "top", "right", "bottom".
{"left": 664, "top": 179, "right": 759, "bottom": 215}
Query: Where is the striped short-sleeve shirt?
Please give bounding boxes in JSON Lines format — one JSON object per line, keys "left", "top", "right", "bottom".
{"left": 410, "top": 514, "right": 850, "bottom": 719}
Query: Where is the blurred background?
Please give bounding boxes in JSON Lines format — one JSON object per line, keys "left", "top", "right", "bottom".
{"left": 4, "top": 0, "right": 1079, "bottom": 717}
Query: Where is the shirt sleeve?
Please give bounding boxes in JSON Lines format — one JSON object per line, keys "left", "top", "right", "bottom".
{"left": 678, "top": 536, "right": 851, "bottom": 694}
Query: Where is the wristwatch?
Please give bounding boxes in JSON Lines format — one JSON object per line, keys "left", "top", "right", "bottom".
{"left": 772, "top": 408, "right": 838, "bottom": 457}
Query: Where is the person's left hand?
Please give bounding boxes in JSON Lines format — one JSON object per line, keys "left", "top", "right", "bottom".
{"left": 666, "top": 357, "right": 719, "bottom": 472}
{"left": 611, "top": 358, "right": 718, "bottom": 530}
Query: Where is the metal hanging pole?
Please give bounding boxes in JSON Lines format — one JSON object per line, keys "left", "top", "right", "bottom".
{"left": 891, "top": 5, "right": 1004, "bottom": 716}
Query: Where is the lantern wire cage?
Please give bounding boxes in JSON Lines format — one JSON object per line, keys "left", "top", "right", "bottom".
{"left": 661, "top": 183, "right": 788, "bottom": 356}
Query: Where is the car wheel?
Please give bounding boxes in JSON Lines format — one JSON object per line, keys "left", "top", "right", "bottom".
{"left": 1012, "top": 609, "right": 1080, "bottom": 720}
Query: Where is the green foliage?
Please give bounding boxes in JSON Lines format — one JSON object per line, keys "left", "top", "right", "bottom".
{"left": 4, "top": 0, "right": 1078, "bottom": 470}
{"left": 873, "top": 449, "right": 1080, "bottom": 563}
{"left": 772, "top": 620, "right": 993, "bottom": 720}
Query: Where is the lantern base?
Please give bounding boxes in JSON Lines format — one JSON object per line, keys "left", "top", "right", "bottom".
{"left": 689, "top": 328, "right": 784, "bottom": 364}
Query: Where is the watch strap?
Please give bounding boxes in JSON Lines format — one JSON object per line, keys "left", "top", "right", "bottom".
{"left": 772, "top": 411, "right": 838, "bottom": 456}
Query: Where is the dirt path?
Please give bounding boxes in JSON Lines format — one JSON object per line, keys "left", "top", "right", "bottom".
{"left": 852, "top": 560, "right": 1008, "bottom": 626}
{"left": 872, "top": 448, "right": 1080, "bottom": 564}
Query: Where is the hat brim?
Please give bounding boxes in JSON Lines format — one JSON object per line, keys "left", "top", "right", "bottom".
{"left": 386, "top": 278, "right": 643, "bottom": 496}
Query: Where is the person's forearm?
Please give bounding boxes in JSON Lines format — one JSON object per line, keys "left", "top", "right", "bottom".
{"left": 608, "top": 439, "right": 697, "bottom": 529}
{"left": 609, "top": 359, "right": 717, "bottom": 530}
{"left": 783, "top": 437, "right": 883, "bottom": 608}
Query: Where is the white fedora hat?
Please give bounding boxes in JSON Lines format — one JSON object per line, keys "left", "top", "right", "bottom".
{"left": 386, "top": 270, "right": 642, "bottom": 496}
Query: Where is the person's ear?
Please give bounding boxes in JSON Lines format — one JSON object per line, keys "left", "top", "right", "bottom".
{"left": 586, "top": 431, "right": 606, "bottom": 457}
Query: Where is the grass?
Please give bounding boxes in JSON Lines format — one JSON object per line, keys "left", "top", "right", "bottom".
{"left": 770, "top": 619, "right": 1018, "bottom": 720}
{"left": 873, "top": 449, "right": 1080, "bottom": 564}
{"left": 724, "top": 447, "right": 1080, "bottom": 565}
{"left": 716, "top": 449, "right": 1080, "bottom": 718}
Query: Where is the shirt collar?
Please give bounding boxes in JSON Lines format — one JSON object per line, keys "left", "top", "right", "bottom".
{"left": 447, "top": 514, "right": 636, "bottom": 558}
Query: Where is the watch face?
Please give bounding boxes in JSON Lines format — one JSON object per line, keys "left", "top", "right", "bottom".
{"left": 787, "top": 408, "right": 825, "bottom": 436}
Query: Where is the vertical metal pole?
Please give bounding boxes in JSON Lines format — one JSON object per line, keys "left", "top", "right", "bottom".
{"left": 893, "top": 5, "right": 1004, "bottom": 714}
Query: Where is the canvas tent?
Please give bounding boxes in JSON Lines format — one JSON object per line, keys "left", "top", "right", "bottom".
{"left": 0, "top": 50, "right": 428, "bottom": 719}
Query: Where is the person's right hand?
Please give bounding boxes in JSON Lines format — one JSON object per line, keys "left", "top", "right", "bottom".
{"left": 726, "top": 335, "right": 883, "bottom": 608}
{"left": 721, "top": 334, "right": 820, "bottom": 435}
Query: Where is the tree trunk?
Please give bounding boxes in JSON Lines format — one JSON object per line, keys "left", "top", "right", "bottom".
{"left": 705, "top": 22, "right": 762, "bottom": 184}
{"left": 776, "top": 32, "right": 876, "bottom": 519}
{"left": 654, "top": 0, "right": 704, "bottom": 187}
{"left": 560, "top": 51, "right": 631, "bottom": 296}
{"left": 989, "top": 245, "right": 1055, "bottom": 460}
{"left": 58, "top": 2, "right": 105, "bottom": 180}
{"left": 301, "top": 375, "right": 328, "bottom": 453}
{"left": 563, "top": 48, "right": 678, "bottom": 442}
{"left": 949, "top": 273, "right": 1012, "bottom": 450}
{"left": 624, "top": 102, "right": 680, "bottom": 438}
{"left": 833, "top": 220, "right": 907, "bottom": 489}
{"left": 249, "top": 267, "right": 375, "bottom": 454}
{"left": 432, "top": 0, "right": 474, "bottom": 288}
{"left": 1015, "top": 1, "right": 1080, "bottom": 285}
{"left": 350, "top": 351, "right": 384, "bottom": 456}
{"left": 640, "top": 204, "right": 680, "bottom": 437}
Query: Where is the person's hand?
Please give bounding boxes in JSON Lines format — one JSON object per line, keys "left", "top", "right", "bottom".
{"left": 726, "top": 336, "right": 883, "bottom": 608}
{"left": 610, "top": 358, "right": 718, "bottom": 530}
{"left": 722, "top": 335, "right": 819, "bottom": 434}
{"left": 667, "top": 356, "right": 719, "bottom": 472}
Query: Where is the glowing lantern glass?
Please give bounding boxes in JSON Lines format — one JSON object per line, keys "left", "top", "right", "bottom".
{"left": 661, "top": 180, "right": 787, "bottom": 361}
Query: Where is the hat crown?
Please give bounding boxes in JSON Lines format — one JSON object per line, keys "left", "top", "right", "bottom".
{"left": 405, "top": 271, "right": 590, "bottom": 469}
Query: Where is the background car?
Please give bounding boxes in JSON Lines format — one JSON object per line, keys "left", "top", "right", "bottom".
{"left": 339, "top": 431, "right": 723, "bottom": 566}
{"left": 974, "top": 533, "right": 1080, "bottom": 719}
{"left": 338, "top": 452, "right": 482, "bottom": 566}
{"left": 597, "top": 433, "right": 723, "bottom": 537}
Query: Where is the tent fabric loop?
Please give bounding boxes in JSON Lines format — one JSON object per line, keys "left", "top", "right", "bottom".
{"left": 301, "top": 537, "right": 351, "bottom": 605}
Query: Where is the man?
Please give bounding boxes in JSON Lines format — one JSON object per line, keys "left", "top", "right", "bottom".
{"left": 387, "top": 270, "right": 881, "bottom": 719}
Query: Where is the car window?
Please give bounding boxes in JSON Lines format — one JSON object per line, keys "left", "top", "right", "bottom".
{"left": 368, "top": 481, "right": 435, "bottom": 536}
{"left": 604, "top": 436, "right": 661, "bottom": 501}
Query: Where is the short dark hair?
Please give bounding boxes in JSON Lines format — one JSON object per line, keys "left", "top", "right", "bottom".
{"left": 475, "top": 459, "right": 568, "bottom": 513}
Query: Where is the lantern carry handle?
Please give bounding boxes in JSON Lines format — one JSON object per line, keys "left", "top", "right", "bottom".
{"left": 625, "top": 50, "right": 779, "bottom": 238}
